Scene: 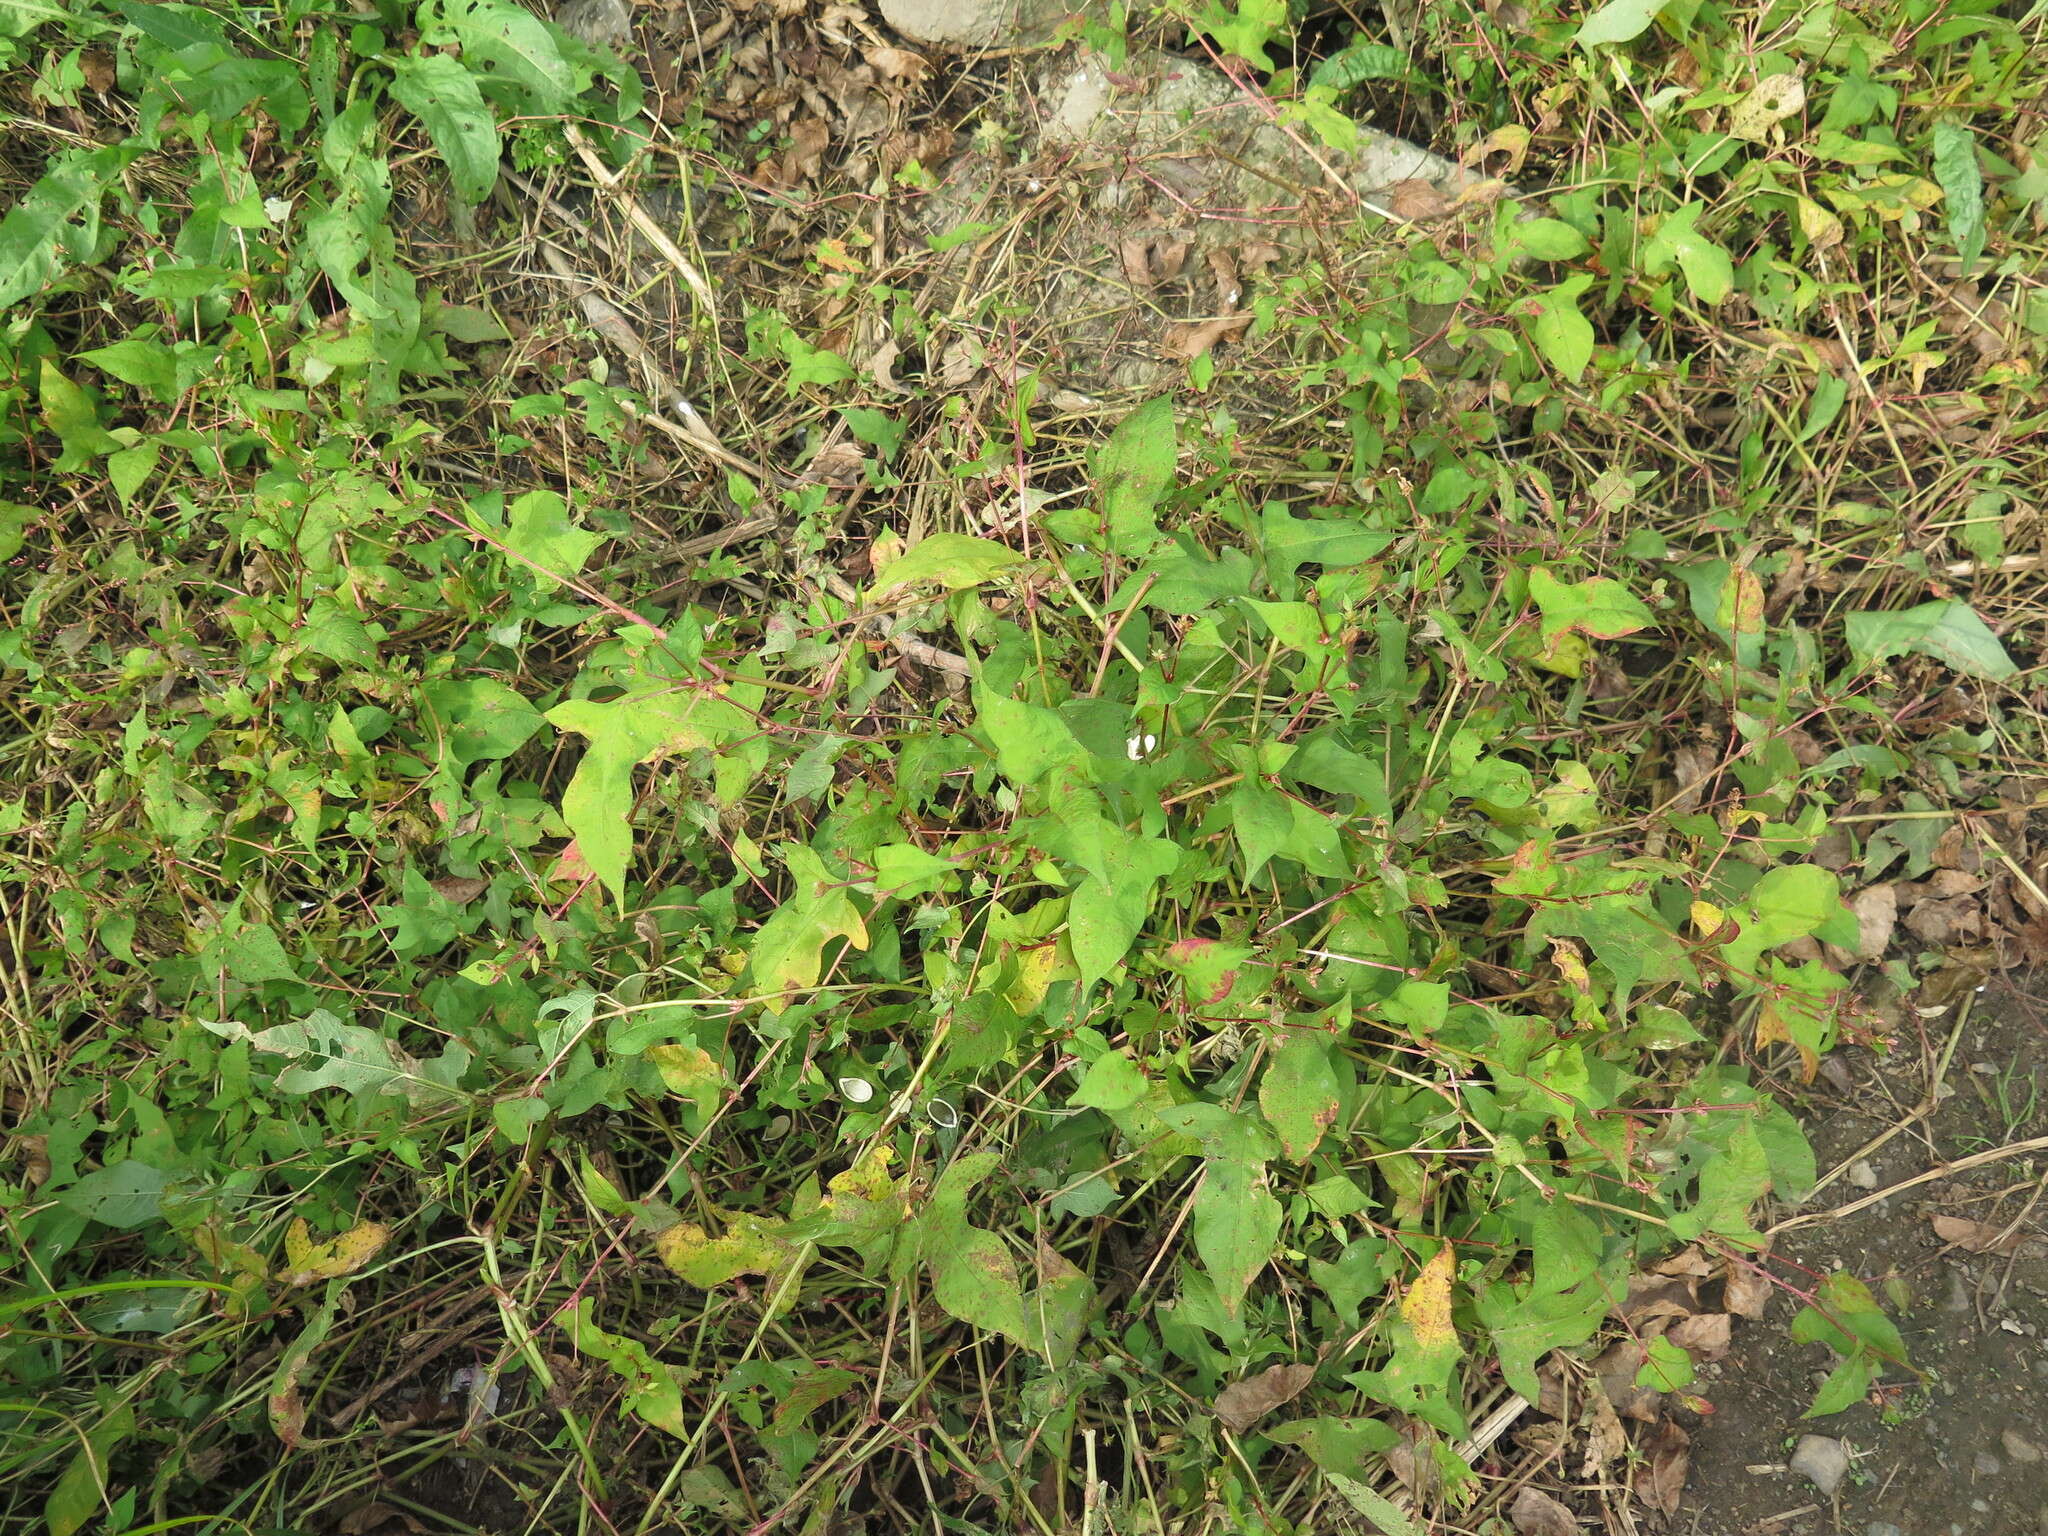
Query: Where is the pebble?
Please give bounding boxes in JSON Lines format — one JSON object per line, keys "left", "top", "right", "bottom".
{"left": 1943, "top": 1269, "right": 1973, "bottom": 1313}
{"left": 1974, "top": 1451, "right": 2003, "bottom": 1477}
{"left": 1847, "top": 1159, "right": 1879, "bottom": 1189}
{"left": 2005, "top": 1429, "right": 2044, "bottom": 1464}
{"left": 1791, "top": 1434, "right": 1851, "bottom": 1497}
{"left": 1867, "top": 1523, "right": 1903, "bottom": 1536}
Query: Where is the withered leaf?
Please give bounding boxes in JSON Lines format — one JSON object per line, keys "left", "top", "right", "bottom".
{"left": 1848, "top": 882, "right": 1898, "bottom": 959}
{"left": 1666, "top": 1311, "right": 1732, "bottom": 1362}
{"left": 1931, "top": 1213, "right": 2027, "bottom": 1255}
{"left": 1213, "top": 1362, "right": 1315, "bottom": 1433}
{"left": 1164, "top": 312, "right": 1252, "bottom": 360}
{"left": 1580, "top": 1390, "right": 1627, "bottom": 1477}
{"left": 1509, "top": 1485, "right": 1578, "bottom": 1536}
{"left": 1639, "top": 1417, "right": 1691, "bottom": 1515}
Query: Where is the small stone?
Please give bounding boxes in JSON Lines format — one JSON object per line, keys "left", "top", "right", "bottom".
{"left": 1866, "top": 1523, "right": 1903, "bottom": 1536}
{"left": 1791, "top": 1435, "right": 1851, "bottom": 1497}
{"left": 553, "top": 0, "right": 631, "bottom": 49}
{"left": 1974, "top": 1451, "right": 2002, "bottom": 1477}
{"left": 2005, "top": 1429, "right": 2044, "bottom": 1464}
{"left": 1944, "top": 1268, "right": 1973, "bottom": 1313}
{"left": 1847, "top": 1159, "right": 1879, "bottom": 1189}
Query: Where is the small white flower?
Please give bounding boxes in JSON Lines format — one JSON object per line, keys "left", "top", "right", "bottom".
{"left": 1125, "top": 733, "right": 1158, "bottom": 761}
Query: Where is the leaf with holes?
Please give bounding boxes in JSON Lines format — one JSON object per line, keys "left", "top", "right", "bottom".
{"left": 388, "top": 53, "right": 501, "bottom": 203}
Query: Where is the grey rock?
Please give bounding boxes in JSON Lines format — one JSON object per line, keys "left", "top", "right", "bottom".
{"left": 554, "top": 0, "right": 631, "bottom": 50}
{"left": 2005, "top": 1429, "right": 2044, "bottom": 1464}
{"left": 1974, "top": 1451, "right": 2003, "bottom": 1477}
{"left": 1846, "top": 1159, "right": 1878, "bottom": 1189}
{"left": 1791, "top": 1435, "right": 1852, "bottom": 1497}
{"left": 1866, "top": 1523, "right": 1903, "bottom": 1536}
{"left": 879, "top": 0, "right": 1075, "bottom": 47}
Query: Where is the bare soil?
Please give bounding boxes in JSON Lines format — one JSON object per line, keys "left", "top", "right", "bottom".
{"left": 1679, "top": 976, "right": 2048, "bottom": 1536}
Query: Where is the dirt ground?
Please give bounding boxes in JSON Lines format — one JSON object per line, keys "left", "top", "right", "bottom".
{"left": 1678, "top": 975, "right": 2048, "bottom": 1536}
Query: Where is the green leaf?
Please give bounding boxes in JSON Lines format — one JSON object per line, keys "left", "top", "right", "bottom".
{"left": 1529, "top": 567, "right": 1655, "bottom": 640}
{"left": 1509, "top": 217, "right": 1591, "bottom": 262}
{"left": 0, "top": 145, "right": 131, "bottom": 311}
{"left": 1310, "top": 42, "right": 1420, "bottom": 89}
{"left": 422, "top": 677, "right": 544, "bottom": 768}
{"left": 745, "top": 845, "right": 870, "bottom": 1011}
{"left": 38, "top": 360, "right": 119, "bottom": 469}
{"left": 417, "top": 0, "right": 591, "bottom": 111}
{"left": 1230, "top": 781, "right": 1294, "bottom": 878}
{"left": 1097, "top": 396, "right": 1176, "bottom": 556}
{"left": 1259, "top": 1032, "right": 1343, "bottom": 1161}
{"left": 1575, "top": 0, "right": 1665, "bottom": 47}
{"left": 199, "top": 1010, "right": 467, "bottom": 1103}
{"left": 1191, "top": 1159, "right": 1281, "bottom": 1317}
{"left": 1843, "top": 599, "right": 2016, "bottom": 682}
{"left": 1068, "top": 873, "right": 1151, "bottom": 991}
{"left": 1637, "top": 1334, "right": 1696, "bottom": 1390}
{"left": 1804, "top": 1349, "right": 1876, "bottom": 1417}
{"left": 1191, "top": 0, "right": 1288, "bottom": 67}
{"left": 546, "top": 688, "right": 750, "bottom": 902}
{"left": 502, "top": 488, "right": 602, "bottom": 586}
{"left": 389, "top": 53, "right": 502, "bottom": 204}
{"left": 1070, "top": 1050, "right": 1148, "bottom": 1112}
{"left": 1322, "top": 1473, "right": 1420, "bottom": 1536}
{"left": 1526, "top": 276, "right": 1595, "bottom": 381}
{"left": 1671, "top": 1119, "right": 1770, "bottom": 1242}
{"left": 1642, "top": 202, "right": 1734, "bottom": 304}
{"left": 58, "top": 1161, "right": 169, "bottom": 1229}
{"left": 1932, "top": 118, "right": 1984, "bottom": 271}
{"left": 869, "top": 532, "right": 1024, "bottom": 597}
{"left": 78, "top": 337, "right": 177, "bottom": 395}
{"left": 561, "top": 1298, "right": 690, "bottom": 1437}
{"left": 973, "top": 688, "right": 1087, "bottom": 787}
{"left": 45, "top": 1405, "right": 133, "bottom": 1536}
{"left": 923, "top": 1152, "right": 1028, "bottom": 1341}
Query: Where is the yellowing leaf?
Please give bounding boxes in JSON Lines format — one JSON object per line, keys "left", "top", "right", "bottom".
{"left": 1728, "top": 73, "right": 1805, "bottom": 140}
{"left": 747, "top": 845, "right": 871, "bottom": 1013}
{"left": 648, "top": 1042, "right": 725, "bottom": 1118}
{"left": 1402, "top": 1245, "right": 1457, "bottom": 1351}
{"left": 279, "top": 1216, "right": 390, "bottom": 1285}
{"left": 655, "top": 1212, "right": 796, "bottom": 1287}
{"left": 1690, "top": 900, "right": 1727, "bottom": 937}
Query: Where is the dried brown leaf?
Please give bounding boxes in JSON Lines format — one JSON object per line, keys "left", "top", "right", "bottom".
{"left": 1384, "top": 177, "right": 1455, "bottom": 221}
{"left": 1931, "top": 1213, "right": 2027, "bottom": 1255}
{"left": 1848, "top": 883, "right": 1898, "bottom": 959}
{"left": 1667, "top": 1311, "right": 1732, "bottom": 1362}
{"left": 1509, "top": 1486, "right": 1578, "bottom": 1536}
{"left": 1728, "top": 1253, "right": 1777, "bottom": 1318}
{"left": 1639, "top": 1418, "right": 1691, "bottom": 1515}
{"left": 1213, "top": 1363, "right": 1315, "bottom": 1433}
{"left": 430, "top": 875, "right": 488, "bottom": 905}
{"left": 1580, "top": 1390, "right": 1627, "bottom": 1477}
{"left": 1164, "top": 312, "right": 1251, "bottom": 360}
{"left": 864, "top": 44, "right": 928, "bottom": 81}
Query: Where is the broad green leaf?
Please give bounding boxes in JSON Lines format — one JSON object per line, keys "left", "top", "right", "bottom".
{"left": 502, "top": 488, "right": 602, "bottom": 586}
{"left": 422, "top": 677, "right": 544, "bottom": 768}
{"left": 38, "top": 360, "right": 120, "bottom": 469}
{"left": 78, "top": 337, "right": 176, "bottom": 395}
{"left": 1266, "top": 1415, "right": 1401, "bottom": 1474}
{"left": 1260, "top": 1032, "right": 1343, "bottom": 1161}
{"left": 1575, "top": 0, "right": 1664, "bottom": 46}
{"left": 1068, "top": 873, "right": 1151, "bottom": 990}
{"left": 1311, "top": 42, "right": 1420, "bottom": 89}
{"left": 869, "top": 531, "right": 1024, "bottom": 597}
{"left": 745, "top": 845, "right": 870, "bottom": 1011}
{"left": 57, "top": 1161, "right": 168, "bottom": 1229}
{"left": 1322, "top": 1473, "right": 1420, "bottom": 1536}
{"left": 1669, "top": 1118, "right": 1769, "bottom": 1242}
{"left": 561, "top": 1297, "right": 690, "bottom": 1436}
{"left": 1719, "top": 863, "right": 1842, "bottom": 976}
{"left": 1509, "top": 216, "right": 1591, "bottom": 262}
{"left": 417, "top": 0, "right": 591, "bottom": 111}
{"left": 1529, "top": 566, "right": 1656, "bottom": 640}
{"left": 1230, "top": 781, "right": 1294, "bottom": 878}
{"left": 924, "top": 1152, "right": 1028, "bottom": 1342}
{"left": 45, "top": 1405, "right": 133, "bottom": 1536}
{"left": 1636, "top": 1334, "right": 1696, "bottom": 1390}
{"left": 389, "top": 53, "right": 501, "bottom": 204}
{"left": 1192, "top": 0, "right": 1287, "bottom": 67}
{"left": 546, "top": 688, "right": 749, "bottom": 903}
{"left": 974, "top": 688, "right": 1087, "bottom": 787}
{"left": 1843, "top": 599, "right": 2016, "bottom": 682}
{"left": 1526, "top": 276, "right": 1594, "bottom": 381}
{"left": 1932, "top": 118, "right": 1984, "bottom": 270}
{"left": 1642, "top": 202, "right": 1733, "bottom": 304}
{"left": 1097, "top": 396, "right": 1176, "bottom": 555}
{"left": 1348, "top": 1246, "right": 1466, "bottom": 1434}
{"left": 199, "top": 1010, "right": 466, "bottom": 1103}
{"left": 1477, "top": 1267, "right": 1615, "bottom": 1401}
{"left": 1191, "top": 1159, "right": 1281, "bottom": 1317}
{"left": 0, "top": 145, "right": 132, "bottom": 311}
{"left": 1070, "top": 1050, "right": 1148, "bottom": 1112}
